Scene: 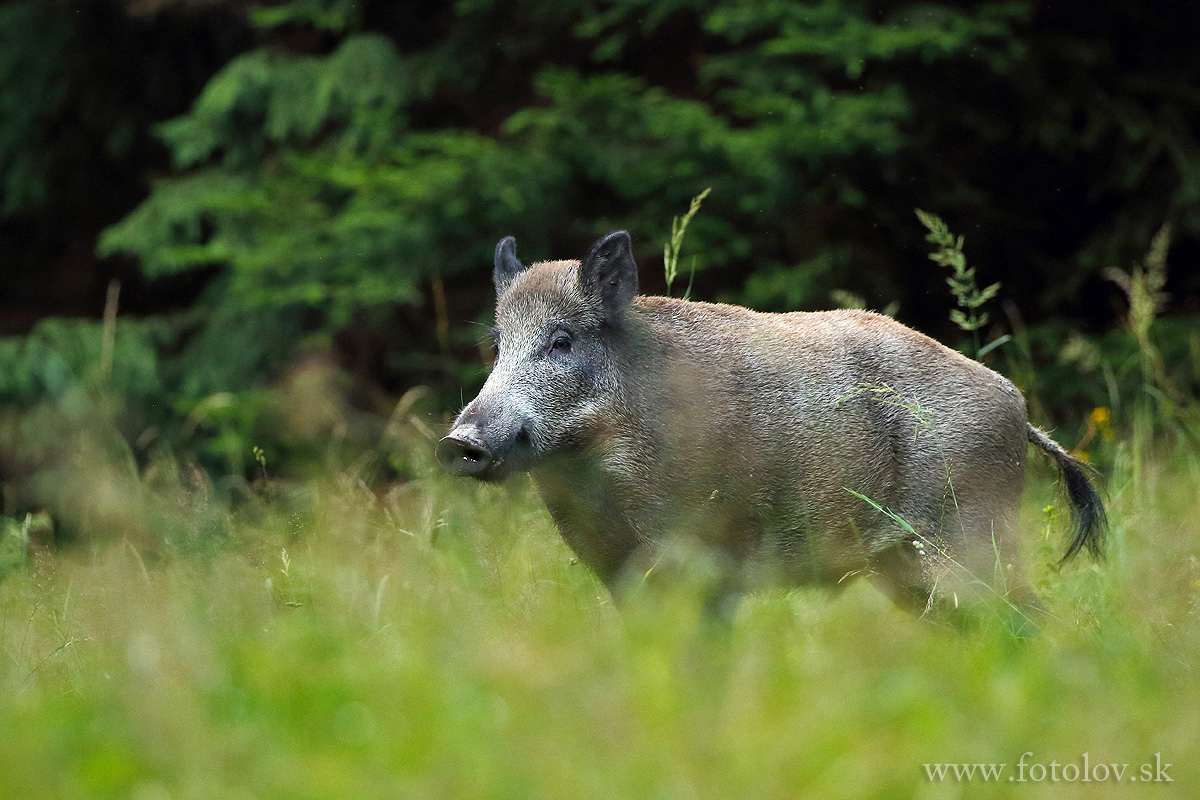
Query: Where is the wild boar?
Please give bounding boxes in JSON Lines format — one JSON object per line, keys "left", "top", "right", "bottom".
{"left": 437, "top": 231, "right": 1105, "bottom": 614}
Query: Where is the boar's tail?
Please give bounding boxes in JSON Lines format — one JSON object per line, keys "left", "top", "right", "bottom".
{"left": 1027, "top": 424, "right": 1108, "bottom": 564}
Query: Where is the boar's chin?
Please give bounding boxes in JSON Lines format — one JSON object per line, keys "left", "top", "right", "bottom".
{"left": 485, "top": 445, "right": 539, "bottom": 481}
{"left": 469, "top": 458, "right": 520, "bottom": 483}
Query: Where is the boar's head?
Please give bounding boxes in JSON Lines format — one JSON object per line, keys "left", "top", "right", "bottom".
{"left": 437, "top": 231, "right": 638, "bottom": 480}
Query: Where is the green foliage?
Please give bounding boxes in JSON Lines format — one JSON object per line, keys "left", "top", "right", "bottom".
{"left": 0, "top": 2, "right": 70, "bottom": 216}
{"left": 250, "top": 0, "right": 362, "bottom": 32}
{"left": 704, "top": 1, "right": 1027, "bottom": 75}
{"left": 98, "top": 34, "right": 414, "bottom": 301}
{"left": 156, "top": 34, "right": 408, "bottom": 171}
{"left": 0, "top": 310, "right": 393, "bottom": 486}
{"left": 99, "top": 0, "right": 1030, "bottom": 377}
{"left": 1008, "top": 9, "right": 1200, "bottom": 287}
{"left": 99, "top": 33, "right": 570, "bottom": 330}
{"left": 0, "top": 317, "right": 167, "bottom": 412}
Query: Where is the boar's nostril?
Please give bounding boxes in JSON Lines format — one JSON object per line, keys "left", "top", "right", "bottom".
{"left": 436, "top": 435, "right": 494, "bottom": 478}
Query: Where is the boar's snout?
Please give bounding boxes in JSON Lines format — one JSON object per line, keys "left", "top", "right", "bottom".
{"left": 436, "top": 433, "right": 496, "bottom": 478}
{"left": 437, "top": 406, "right": 533, "bottom": 480}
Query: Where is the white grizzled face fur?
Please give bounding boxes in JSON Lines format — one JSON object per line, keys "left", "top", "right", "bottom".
{"left": 436, "top": 232, "right": 638, "bottom": 480}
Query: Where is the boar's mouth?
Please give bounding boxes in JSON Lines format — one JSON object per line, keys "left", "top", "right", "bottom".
{"left": 436, "top": 426, "right": 533, "bottom": 481}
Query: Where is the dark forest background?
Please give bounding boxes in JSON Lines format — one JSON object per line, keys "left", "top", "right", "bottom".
{"left": 2, "top": 0, "right": 1198, "bottom": 513}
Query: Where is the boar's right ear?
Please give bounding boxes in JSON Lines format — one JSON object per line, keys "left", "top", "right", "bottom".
{"left": 493, "top": 236, "right": 528, "bottom": 296}
{"left": 580, "top": 230, "right": 638, "bottom": 321}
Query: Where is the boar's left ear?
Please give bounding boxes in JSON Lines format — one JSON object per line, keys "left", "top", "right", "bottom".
{"left": 580, "top": 230, "right": 639, "bottom": 320}
{"left": 493, "top": 236, "right": 528, "bottom": 297}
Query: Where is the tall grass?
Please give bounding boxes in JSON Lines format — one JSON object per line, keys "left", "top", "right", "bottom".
{"left": 1, "top": 221, "right": 1198, "bottom": 798}
{"left": 1102, "top": 223, "right": 1200, "bottom": 482}
{"left": 663, "top": 188, "right": 712, "bottom": 299}
{"left": 1, "top": 420, "right": 1198, "bottom": 798}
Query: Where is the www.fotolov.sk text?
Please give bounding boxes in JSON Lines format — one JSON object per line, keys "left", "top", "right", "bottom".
{"left": 923, "top": 753, "right": 1173, "bottom": 783}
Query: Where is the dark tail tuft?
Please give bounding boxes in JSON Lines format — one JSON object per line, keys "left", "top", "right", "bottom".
{"left": 1026, "top": 424, "right": 1108, "bottom": 564}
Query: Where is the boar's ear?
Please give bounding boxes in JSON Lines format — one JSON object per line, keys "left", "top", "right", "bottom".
{"left": 493, "top": 236, "right": 528, "bottom": 296}
{"left": 580, "top": 230, "right": 638, "bottom": 320}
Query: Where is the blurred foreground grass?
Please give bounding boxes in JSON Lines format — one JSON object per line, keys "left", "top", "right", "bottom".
{"left": 1, "top": 437, "right": 1198, "bottom": 800}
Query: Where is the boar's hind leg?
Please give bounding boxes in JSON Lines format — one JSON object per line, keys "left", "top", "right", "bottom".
{"left": 869, "top": 511, "right": 1045, "bottom": 632}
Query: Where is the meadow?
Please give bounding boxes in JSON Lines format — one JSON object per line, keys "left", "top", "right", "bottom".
{"left": 1, "top": 416, "right": 1198, "bottom": 799}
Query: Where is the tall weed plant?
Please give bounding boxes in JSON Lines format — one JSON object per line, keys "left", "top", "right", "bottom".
{"left": 916, "top": 209, "right": 1010, "bottom": 361}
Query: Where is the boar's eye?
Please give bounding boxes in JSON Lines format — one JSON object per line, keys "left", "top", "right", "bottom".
{"left": 550, "top": 333, "right": 572, "bottom": 353}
